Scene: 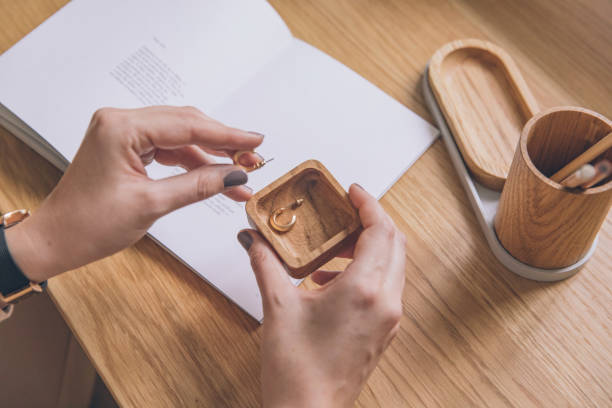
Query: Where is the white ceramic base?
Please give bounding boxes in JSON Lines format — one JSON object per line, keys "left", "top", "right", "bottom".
{"left": 422, "top": 66, "right": 596, "bottom": 281}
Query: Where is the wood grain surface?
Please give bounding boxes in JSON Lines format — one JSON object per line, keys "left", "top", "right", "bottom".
{"left": 246, "top": 160, "right": 360, "bottom": 278}
{"left": 428, "top": 39, "right": 539, "bottom": 191}
{"left": 1, "top": 0, "right": 611, "bottom": 407}
{"left": 495, "top": 107, "right": 612, "bottom": 269}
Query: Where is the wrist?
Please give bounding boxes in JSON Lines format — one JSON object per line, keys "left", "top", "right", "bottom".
{"left": 4, "top": 213, "right": 62, "bottom": 282}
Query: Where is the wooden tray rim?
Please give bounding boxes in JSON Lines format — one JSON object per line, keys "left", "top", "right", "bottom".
{"left": 428, "top": 38, "right": 539, "bottom": 191}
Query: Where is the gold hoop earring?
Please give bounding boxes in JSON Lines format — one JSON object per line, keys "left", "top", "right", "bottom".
{"left": 232, "top": 150, "right": 274, "bottom": 173}
{"left": 269, "top": 198, "right": 304, "bottom": 233}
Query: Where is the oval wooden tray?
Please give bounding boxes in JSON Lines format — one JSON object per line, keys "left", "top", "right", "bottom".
{"left": 422, "top": 68, "right": 597, "bottom": 281}
{"left": 428, "top": 39, "right": 539, "bottom": 191}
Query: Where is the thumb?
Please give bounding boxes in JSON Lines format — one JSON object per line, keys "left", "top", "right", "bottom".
{"left": 150, "top": 164, "right": 247, "bottom": 215}
{"left": 237, "top": 230, "right": 294, "bottom": 314}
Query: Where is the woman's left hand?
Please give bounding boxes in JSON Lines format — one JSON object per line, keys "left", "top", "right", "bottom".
{"left": 6, "top": 106, "right": 263, "bottom": 282}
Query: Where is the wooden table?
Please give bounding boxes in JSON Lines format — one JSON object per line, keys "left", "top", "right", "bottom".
{"left": 1, "top": 0, "right": 610, "bottom": 406}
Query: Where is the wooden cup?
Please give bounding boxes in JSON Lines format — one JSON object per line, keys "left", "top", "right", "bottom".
{"left": 495, "top": 107, "right": 612, "bottom": 269}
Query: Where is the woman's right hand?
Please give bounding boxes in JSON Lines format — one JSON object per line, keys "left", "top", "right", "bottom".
{"left": 6, "top": 106, "right": 263, "bottom": 283}
{"left": 238, "top": 184, "right": 406, "bottom": 408}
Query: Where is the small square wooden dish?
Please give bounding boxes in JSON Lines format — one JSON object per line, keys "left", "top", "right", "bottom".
{"left": 246, "top": 160, "right": 361, "bottom": 279}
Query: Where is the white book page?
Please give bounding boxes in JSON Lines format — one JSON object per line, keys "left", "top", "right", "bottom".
{"left": 211, "top": 40, "right": 439, "bottom": 196}
{"left": 0, "top": 0, "right": 292, "bottom": 161}
{"left": 148, "top": 39, "right": 438, "bottom": 320}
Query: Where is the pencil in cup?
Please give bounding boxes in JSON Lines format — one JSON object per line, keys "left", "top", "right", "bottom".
{"left": 580, "top": 159, "right": 612, "bottom": 189}
{"left": 494, "top": 107, "right": 612, "bottom": 269}
{"left": 551, "top": 132, "right": 612, "bottom": 183}
{"left": 559, "top": 164, "right": 596, "bottom": 188}
{"left": 560, "top": 160, "right": 612, "bottom": 189}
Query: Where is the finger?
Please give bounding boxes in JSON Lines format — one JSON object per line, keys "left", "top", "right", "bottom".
{"left": 310, "top": 270, "right": 341, "bottom": 286}
{"left": 349, "top": 184, "right": 395, "bottom": 263}
{"left": 224, "top": 185, "right": 253, "bottom": 202}
{"left": 156, "top": 147, "right": 263, "bottom": 173}
{"left": 200, "top": 147, "right": 265, "bottom": 168}
{"left": 140, "top": 148, "right": 157, "bottom": 166}
{"left": 148, "top": 164, "right": 248, "bottom": 216}
{"left": 201, "top": 146, "right": 263, "bottom": 161}
{"left": 131, "top": 106, "right": 265, "bottom": 151}
{"left": 384, "top": 231, "right": 407, "bottom": 297}
{"left": 154, "top": 146, "right": 210, "bottom": 170}
{"left": 341, "top": 184, "right": 398, "bottom": 278}
{"left": 237, "top": 230, "right": 294, "bottom": 314}
{"left": 201, "top": 147, "right": 230, "bottom": 157}
{"left": 348, "top": 184, "right": 388, "bottom": 229}
{"left": 154, "top": 147, "right": 253, "bottom": 202}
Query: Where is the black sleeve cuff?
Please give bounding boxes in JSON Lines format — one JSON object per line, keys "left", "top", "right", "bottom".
{"left": 0, "top": 225, "right": 30, "bottom": 296}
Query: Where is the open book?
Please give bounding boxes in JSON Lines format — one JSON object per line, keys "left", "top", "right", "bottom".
{"left": 0, "top": 0, "right": 437, "bottom": 321}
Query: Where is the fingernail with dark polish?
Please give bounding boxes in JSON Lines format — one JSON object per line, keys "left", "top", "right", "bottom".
{"left": 237, "top": 231, "right": 253, "bottom": 250}
{"left": 224, "top": 170, "right": 248, "bottom": 188}
{"left": 248, "top": 131, "right": 265, "bottom": 139}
